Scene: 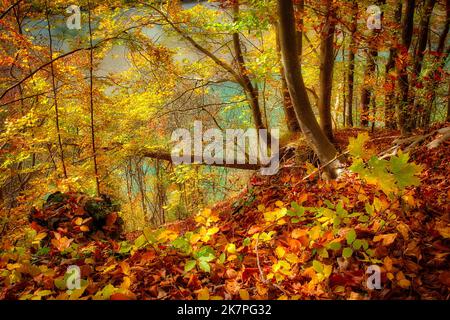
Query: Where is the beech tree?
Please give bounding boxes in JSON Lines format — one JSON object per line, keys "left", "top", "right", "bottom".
{"left": 276, "top": 0, "right": 340, "bottom": 178}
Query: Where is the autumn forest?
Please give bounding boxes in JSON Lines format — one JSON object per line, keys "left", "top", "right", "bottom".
{"left": 0, "top": 0, "right": 449, "bottom": 302}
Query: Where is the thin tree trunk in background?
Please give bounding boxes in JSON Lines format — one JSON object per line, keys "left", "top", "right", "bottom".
{"left": 423, "top": 0, "right": 449, "bottom": 127}
{"left": 294, "top": 0, "right": 304, "bottom": 65}
{"left": 447, "top": 81, "right": 450, "bottom": 122}
{"left": 397, "top": 0, "right": 416, "bottom": 135}
{"left": 149, "top": 3, "right": 267, "bottom": 133}
{"left": 277, "top": 0, "right": 340, "bottom": 178}
{"left": 343, "top": 40, "right": 347, "bottom": 127}
{"left": 46, "top": 2, "right": 67, "bottom": 179}
{"left": 88, "top": 1, "right": 100, "bottom": 195}
{"left": 360, "top": 0, "right": 385, "bottom": 128}
{"left": 346, "top": 1, "right": 358, "bottom": 127}
{"left": 276, "top": 23, "right": 301, "bottom": 133}
{"left": 384, "top": 0, "right": 402, "bottom": 129}
{"left": 360, "top": 49, "right": 377, "bottom": 127}
{"left": 232, "top": 1, "right": 266, "bottom": 133}
{"left": 411, "top": 0, "right": 437, "bottom": 129}
{"left": 318, "top": 0, "right": 336, "bottom": 140}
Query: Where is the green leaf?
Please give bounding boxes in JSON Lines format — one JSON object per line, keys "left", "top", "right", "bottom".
{"left": 365, "top": 203, "right": 374, "bottom": 216}
{"left": 324, "top": 200, "right": 334, "bottom": 209}
{"left": 172, "top": 237, "right": 191, "bottom": 254}
{"left": 184, "top": 260, "right": 197, "bottom": 272}
{"left": 195, "top": 246, "right": 215, "bottom": 259}
{"left": 134, "top": 235, "right": 147, "bottom": 248}
{"left": 361, "top": 240, "right": 369, "bottom": 250}
{"left": 317, "top": 248, "right": 329, "bottom": 258}
{"left": 342, "top": 247, "right": 353, "bottom": 258}
{"left": 312, "top": 260, "right": 323, "bottom": 273}
{"left": 243, "top": 237, "right": 251, "bottom": 246}
{"left": 352, "top": 239, "right": 362, "bottom": 250}
{"left": 219, "top": 253, "right": 226, "bottom": 264}
{"left": 346, "top": 229, "right": 357, "bottom": 245}
{"left": 198, "top": 253, "right": 215, "bottom": 263}
{"left": 358, "top": 215, "right": 369, "bottom": 223}
{"left": 198, "top": 260, "right": 211, "bottom": 273}
{"left": 327, "top": 242, "right": 341, "bottom": 251}
{"left": 348, "top": 132, "right": 370, "bottom": 158}
{"left": 389, "top": 151, "right": 423, "bottom": 189}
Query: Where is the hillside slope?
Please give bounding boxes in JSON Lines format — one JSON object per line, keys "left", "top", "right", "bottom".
{"left": 1, "top": 126, "right": 449, "bottom": 300}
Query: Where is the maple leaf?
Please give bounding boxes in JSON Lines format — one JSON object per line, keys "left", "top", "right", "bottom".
{"left": 348, "top": 133, "right": 374, "bottom": 160}
{"left": 389, "top": 151, "right": 423, "bottom": 189}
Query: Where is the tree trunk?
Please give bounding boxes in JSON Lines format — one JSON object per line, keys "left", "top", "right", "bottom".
{"left": 360, "top": 49, "right": 377, "bottom": 127}
{"left": 318, "top": 0, "right": 336, "bottom": 140}
{"left": 232, "top": 1, "right": 266, "bottom": 132}
{"left": 447, "top": 81, "right": 450, "bottom": 122}
{"left": 411, "top": 0, "right": 437, "bottom": 129}
{"left": 384, "top": 0, "right": 402, "bottom": 129}
{"left": 360, "top": 0, "right": 385, "bottom": 127}
{"left": 275, "top": 23, "right": 301, "bottom": 133}
{"left": 397, "top": 0, "right": 416, "bottom": 135}
{"left": 423, "top": 0, "right": 449, "bottom": 127}
{"left": 277, "top": 0, "right": 340, "bottom": 178}
{"left": 294, "top": 0, "right": 305, "bottom": 64}
{"left": 346, "top": 1, "right": 358, "bottom": 127}
{"left": 46, "top": 1, "right": 67, "bottom": 179}
{"left": 88, "top": 1, "right": 100, "bottom": 195}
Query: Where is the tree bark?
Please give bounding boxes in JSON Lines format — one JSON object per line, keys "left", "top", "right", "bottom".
{"left": 275, "top": 23, "right": 301, "bottom": 133}
{"left": 88, "top": 1, "right": 100, "bottom": 195}
{"left": 423, "top": 0, "right": 449, "bottom": 127}
{"left": 411, "top": 0, "right": 437, "bottom": 128}
{"left": 360, "top": 49, "right": 377, "bottom": 127}
{"left": 277, "top": 0, "right": 340, "bottom": 178}
{"left": 318, "top": 0, "right": 336, "bottom": 140}
{"left": 360, "top": 0, "right": 385, "bottom": 128}
{"left": 384, "top": 0, "right": 402, "bottom": 129}
{"left": 46, "top": 1, "right": 67, "bottom": 179}
{"left": 397, "top": 0, "right": 416, "bottom": 134}
{"left": 346, "top": 1, "right": 358, "bottom": 127}
{"left": 232, "top": 1, "right": 266, "bottom": 132}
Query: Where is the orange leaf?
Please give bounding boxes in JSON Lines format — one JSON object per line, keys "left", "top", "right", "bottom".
{"left": 373, "top": 233, "right": 397, "bottom": 246}
{"left": 239, "top": 289, "right": 250, "bottom": 300}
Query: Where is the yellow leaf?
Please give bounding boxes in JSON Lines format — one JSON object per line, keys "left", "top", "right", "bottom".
{"left": 384, "top": 256, "right": 393, "bottom": 272}
{"left": 120, "top": 261, "right": 130, "bottom": 275}
{"left": 74, "top": 217, "right": 83, "bottom": 226}
{"left": 275, "top": 201, "right": 284, "bottom": 208}
{"left": 436, "top": 224, "right": 450, "bottom": 239}
{"left": 206, "top": 227, "right": 219, "bottom": 236}
{"left": 285, "top": 253, "right": 299, "bottom": 264}
{"left": 257, "top": 204, "right": 265, "bottom": 212}
{"left": 80, "top": 225, "right": 89, "bottom": 232}
{"left": 120, "top": 276, "right": 131, "bottom": 290}
{"left": 197, "top": 288, "right": 209, "bottom": 300}
{"left": 226, "top": 243, "right": 236, "bottom": 254}
{"left": 275, "top": 246, "right": 286, "bottom": 259}
{"left": 398, "top": 279, "right": 411, "bottom": 288}
{"left": 396, "top": 223, "right": 409, "bottom": 239}
{"left": 291, "top": 228, "right": 308, "bottom": 239}
{"left": 239, "top": 289, "right": 250, "bottom": 300}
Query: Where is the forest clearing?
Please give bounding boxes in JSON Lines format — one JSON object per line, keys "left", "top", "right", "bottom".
{"left": 0, "top": 0, "right": 449, "bottom": 302}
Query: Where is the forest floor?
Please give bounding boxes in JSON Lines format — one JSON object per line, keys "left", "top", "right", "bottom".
{"left": 0, "top": 124, "right": 449, "bottom": 300}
